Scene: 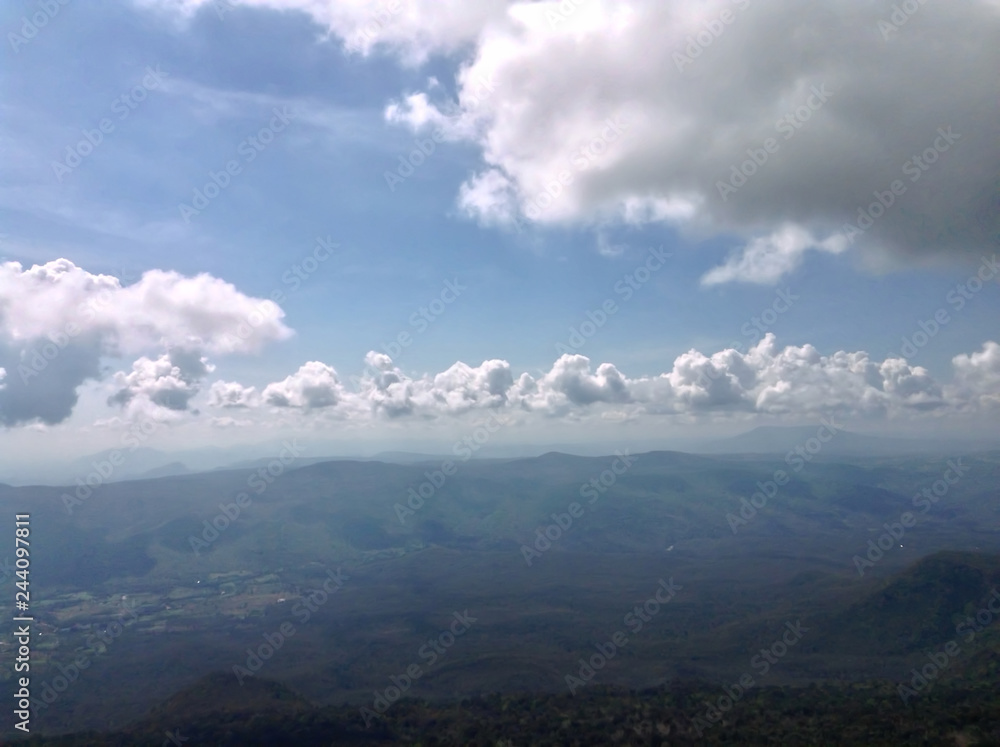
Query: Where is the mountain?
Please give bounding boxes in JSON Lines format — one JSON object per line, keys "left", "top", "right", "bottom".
{"left": 32, "top": 651, "right": 1000, "bottom": 745}
{"left": 697, "top": 425, "right": 995, "bottom": 457}
{"left": 810, "top": 551, "right": 1000, "bottom": 656}
{"left": 2, "top": 450, "right": 999, "bottom": 737}
{"left": 135, "top": 461, "right": 193, "bottom": 479}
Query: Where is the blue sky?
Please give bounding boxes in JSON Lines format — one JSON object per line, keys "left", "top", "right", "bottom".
{"left": 1, "top": 0, "right": 998, "bottom": 467}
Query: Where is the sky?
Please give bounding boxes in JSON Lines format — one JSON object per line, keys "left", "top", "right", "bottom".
{"left": 0, "top": 0, "right": 998, "bottom": 468}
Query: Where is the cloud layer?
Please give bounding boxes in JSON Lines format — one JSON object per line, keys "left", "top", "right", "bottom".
{"left": 1, "top": 254, "right": 994, "bottom": 430}
{"left": 196, "top": 336, "right": 999, "bottom": 428}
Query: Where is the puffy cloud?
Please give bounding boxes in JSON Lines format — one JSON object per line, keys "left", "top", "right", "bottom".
{"left": 0, "top": 333, "right": 104, "bottom": 426}
{"left": 520, "top": 355, "right": 632, "bottom": 409}
{"left": 948, "top": 342, "right": 1000, "bottom": 410}
{"left": 0, "top": 259, "right": 291, "bottom": 354}
{"left": 109, "top": 350, "right": 214, "bottom": 414}
{"left": 208, "top": 380, "right": 260, "bottom": 409}
{"left": 233, "top": 337, "right": 999, "bottom": 425}
{"left": 657, "top": 347, "right": 754, "bottom": 411}
{"left": 701, "top": 225, "right": 848, "bottom": 286}
{"left": 425, "top": 359, "right": 514, "bottom": 411}
{"left": 262, "top": 361, "right": 345, "bottom": 409}
{"left": 155, "top": 0, "right": 1000, "bottom": 281}
{"left": 456, "top": 169, "right": 520, "bottom": 227}
{"left": 434, "top": 0, "right": 999, "bottom": 279}
{"left": 0, "top": 259, "right": 292, "bottom": 426}
{"left": 348, "top": 353, "right": 515, "bottom": 418}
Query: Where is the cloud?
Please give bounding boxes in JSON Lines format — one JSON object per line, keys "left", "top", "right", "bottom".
{"left": 524, "top": 355, "right": 632, "bottom": 408}
{"left": 262, "top": 361, "right": 345, "bottom": 408}
{"left": 346, "top": 353, "right": 515, "bottom": 419}
{"left": 700, "top": 224, "right": 848, "bottom": 286}
{"left": 139, "top": 0, "right": 509, "bottom": 63}
{"left": 108, "top": 350, "right": 214, "bottom": 419}
{"left": 141, "top": 0, "right": 1000, "bottom": 280}
{"left": 208, "top": 380, "right": 260, "bottom": 409}
{"left": 425, "top": 358, "right": 514, "bottom": 411}
{"left": 948, "top": 342, "right": 1000, "bottom": 410}
{"left": 0, "top": 259, "right": 292, "bottom": 426}
{"left": 456, "top": 169, "right": 520, "bottom": 226}
{"left": 223, "top": 336, "right": 997, "bottom": 426}
{"left": 211, "top": 415, "right": 255, "bottom": 428}
{"left": 442, "top": 0, "right": 999, "bottom": 278}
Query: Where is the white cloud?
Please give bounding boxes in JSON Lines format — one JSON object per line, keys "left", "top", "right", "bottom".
{"left": 213, "top": 337, "right": 998, "bottom": 427}
{"left": 109, "top": 350, "right": 214, "bottom": 418}
{"left": 208, "top": 380, "right": 260, "bottom": 409}
{"left": 139, "top": 0, "right": 1000, "bottom": 282}
{"left": 262, "top": 361, "right": 345, "bottom": 409}
{"left": 948, "top": 342, "right": 1000, "bottom": 410}
{"left": 457, "top": 168, "right": 519, "bottom": 226}
{"left": 0, "top": 259, "right": 292, "bottom": 426}
{"left": 15, "top": 331, "right": 998, "bottom": 431}
{"left": 701, "top": 224, "right": 848, "bottom": 286}
{"left": 211, "top": 415, "right": 255, "bottom": 428}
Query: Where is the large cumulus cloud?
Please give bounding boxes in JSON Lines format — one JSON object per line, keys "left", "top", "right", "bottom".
{"left": 145, "top": 0, "right": 1000, "bottom": 283}
{"left": 402, "top": 0, "right": 1000, "bottom": 279}
{"left": 0, "top": 259, "right": 292, "bottom": 426}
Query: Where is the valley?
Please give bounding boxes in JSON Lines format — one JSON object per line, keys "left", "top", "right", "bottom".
{"left": 1, "top": 449, "right": 998, "bottom": 739}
